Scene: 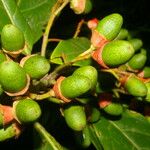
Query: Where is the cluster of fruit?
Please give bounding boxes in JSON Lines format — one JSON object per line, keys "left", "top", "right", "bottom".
{"left": 0, "top": 11, "right": 150, "bottom": 148}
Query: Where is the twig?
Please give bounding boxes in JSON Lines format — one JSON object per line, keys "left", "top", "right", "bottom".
{"left": 41, "top": 0, "right": 70, "bottom": 56}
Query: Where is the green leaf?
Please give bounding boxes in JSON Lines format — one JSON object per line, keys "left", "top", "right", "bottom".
{"left": 89, "top": 110, "right": 150, "bottom": 150}
{"left": 34, "top": 122, "right": 65, "bottom": 150}
{"left": 0, "top": 0, "right": 57, "bottom": 54}
{"left": 50, "top": 37, "right": 92, "bottom": 66}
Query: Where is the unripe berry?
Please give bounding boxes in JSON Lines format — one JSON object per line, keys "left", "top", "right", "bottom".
{"left": 124, "top": 75, "right": 147, "bottom": 97}
{"left": 14, "top": 99, "right": 41, "bottom": 124}
{"left": 70, "top": 0, "right": 92, "bottom": 14}
{"left": 63, "top": 104, "right": 86, "bottom": 131}
{"left": 60, "top": 75, "right": 92, "bottom": 99}
{"left": 21, "top": 55, "right": 50, "bottom": 79}
{"left": 0, "top": 61, "right": 28, "bottom": 94}
{"left": 127, "top": 53, "right": 147, "bottom": 70}
{"left": 129, "top": 38, "right": 143, "bottom": 52}
{"left": 115, "top": 28, "right": 129, "bottom": 40}
{"left": 103, "top": 102, "right": 123, "bottom": 116}
{"left": 1, "top": 24, "right": 25, "bottom": 52}
{"left": 101, "top": 40, "right": 134, "bottom": 67}
{"left": 73, "top": 66, "right": 98, "bottom": 90}
{"left": 74, "top": 126, "right": 91, "bottom": 148}
{"left": 0, "top": 51, "right": 7, "bottom": 64}
{"left": 96, "top": 13, "right": 123, "bottom": 41}
{"left": 138, "top": 67, "right": 150, "bottom": 78}
{"left": 145, "top": 82, "right": 150, "bottom": 102}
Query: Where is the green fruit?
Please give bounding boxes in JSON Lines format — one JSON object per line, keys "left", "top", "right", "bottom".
{"left": 141, "top": 67, "right": 150, "bottom": 78}
{"left": 64, "top": 104, "right": 86, "bottom": 131}
{"left": 124, "top": 76, "right": 147, "bottom": 97}
{"left": 74, "top": 126, "right": 91, "bottom": 148}
{"left": 115, "top": 28, "right": 129, "bottom": 40}
{"left": 96, "top": 13, "right": 123, "bottom": 40}
{"left": 15, "top": 99, "right": 41, "bottom": 124}
{"left": 0, "top": 51, "right": 7, "bottom": 64}
{"left": 145, "top": 82, "right": 150, "bottom": 102}
{"left": 0, "top": 124, "right": 16, "bottom": 142}
{"left": 1, "top": 24, "right": 25, "bottom": 52}
{"left": 102, "top": 40, "right": 135, "bottom": 67}
{"left": 60, "top": 75, "right": 91, "bottom": 99}
{"left": 127, "top": 53, "right": 147, "bottom": 70}
{"left": 88, "top": 107, "right": 101, "bottom": 123}
{"left": 103, "top": 102, "right": 123, "bottom": 116}
{"left": 73, "top": 66, "right": 98, "bottom": 90}
{"left": 22, "top": 55, "right": 50, "bottom": 79}
{"left": 83, "top": 0, "right": 92, "bottom": 14}
{"left": 129, "top": 38, "right": 143, "bottom": 52}
{"left": 70, "top": 0, "right": 92, "bottom": 14}
{"left": 0, "top": 61, "right": 27, "bottom": 93}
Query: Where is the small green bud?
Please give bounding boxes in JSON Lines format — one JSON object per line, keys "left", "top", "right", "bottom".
{"left": 74, "top": 126, "right": 91, "bottom": 148}
{"left": 102, "top": 40, "right": 135, "bottom": 67}
{"left": 60, "top": 75, "right": 91, "bottom": 99}
{"left": 70, "top": 0, "right": 92, "bottom": 14}
{"left": 14, "top": 99, "right": 41, "bottom": 124}
{"left": 0, "top": 61, "right": 28, "bottom": 93}
{"left": 145, "top": 82, "right": 150, "bottom": 102}
{"left": 129, "top": 38, "right": 143, "bottom": 52}
{"left": 1, "top": 24, "right": 25, "bottom": 52}
{"left": 0, "top": 51, "right": 7, "bottom": 64}
{"left": 96, "top": 13, "right": 123, "bottom": 40}
{"left": 22, "top": 55, "right": 50, "bottom": 79}
{"left": 73, "top": 66, "right": 98, "bottom": 90}
{"left": 124, "top": 75, "right": 147, "bottom": 97}
{"left": 127, "top": 53, "right": 147, "bottom": 70}
{"left": 139, "top": 67, "right": 150, "bottom": 78}
{"left": 103, "top": 102, "right": 123, "bottom": 116}
{"left": 64, "top": 104, "right": 86, "bottom": 131}
{"left": 115, "top": 28, "right": 129, "bottom": 40}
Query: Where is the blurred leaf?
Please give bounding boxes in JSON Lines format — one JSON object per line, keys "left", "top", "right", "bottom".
{"left": 89, "top": 110, "right": 150, "bottom": 150}
{"left": 0, "top": 0, "right": 56, "bottom": 54}
{"left": 50, "top": 37, "right": 92, "bottom": 66}
{"left": 34, "top": 122, "right": 65, "bottom": 150}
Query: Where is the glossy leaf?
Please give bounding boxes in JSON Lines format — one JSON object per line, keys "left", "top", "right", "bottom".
{"left": 89, "top": 110, "right": 150, "bottom": 150}
{"left": 0, "top": 0, "right": 56, "bottom": 53}
{"left": 50, "top": 37, "right": 92, "bottom": 66}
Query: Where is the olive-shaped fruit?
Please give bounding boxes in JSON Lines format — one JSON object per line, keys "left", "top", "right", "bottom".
{"left": 124, "top": 75, "right": 147, "bottom": 97}
{"left": 87, "top": 107, "right": 101, "bottom": 123}
{"left": 60, "top": 75, "right": 91, "bottom": 99}
{"left": 64, "top": 104, "right": 86, "bottom": 131}
{"left": 0, "top": 51, "right": 7, "bottom": 64}
{"left": 1, "top": 24, "right": 25, "bottom": 52}
{"left": 74, "top": 126, "right": 91, "bottom": 148}
{"left": 139, "top": 67, "right": 150, "bottom": 78}
{"left": 73, "top": 66, "right": 98, "bottom": 90}
{"left": 0, "top": 124, "right": 16, "bottom": 142}
{"left": 0, "top": 61, "right": 27, "bottom": 93}
{"left": 103, "top": 102, "right": 123, "bottom": 116}
{"left": 145, "top": 82, "right": 150, "bottom": 102}
{"left": 14, "top": 99, "right": 41, "bottom": 124}
{"left": 22, "top": 55, "right": 50, "bottom": 79}
{"left": 115, "top": 28, "right": 129, "bottom": 40}
{"left": 127, "top": 53, "right": 147, "bottom": 70}
{"left": 129, "top": 38, "right": 143, "bottom": 52}
{"left": 102, "top": 40, "right": 134, "bottom": 67}
{"left": 70, "top": 0, "right": 92, "bottom": 14}
{"left": 96, "top": 13, "right": 123, "bottom": 41}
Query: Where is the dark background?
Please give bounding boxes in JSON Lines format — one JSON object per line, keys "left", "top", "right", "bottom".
{"left": 1, "top": 0, "right": 150, "bottom": 149}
